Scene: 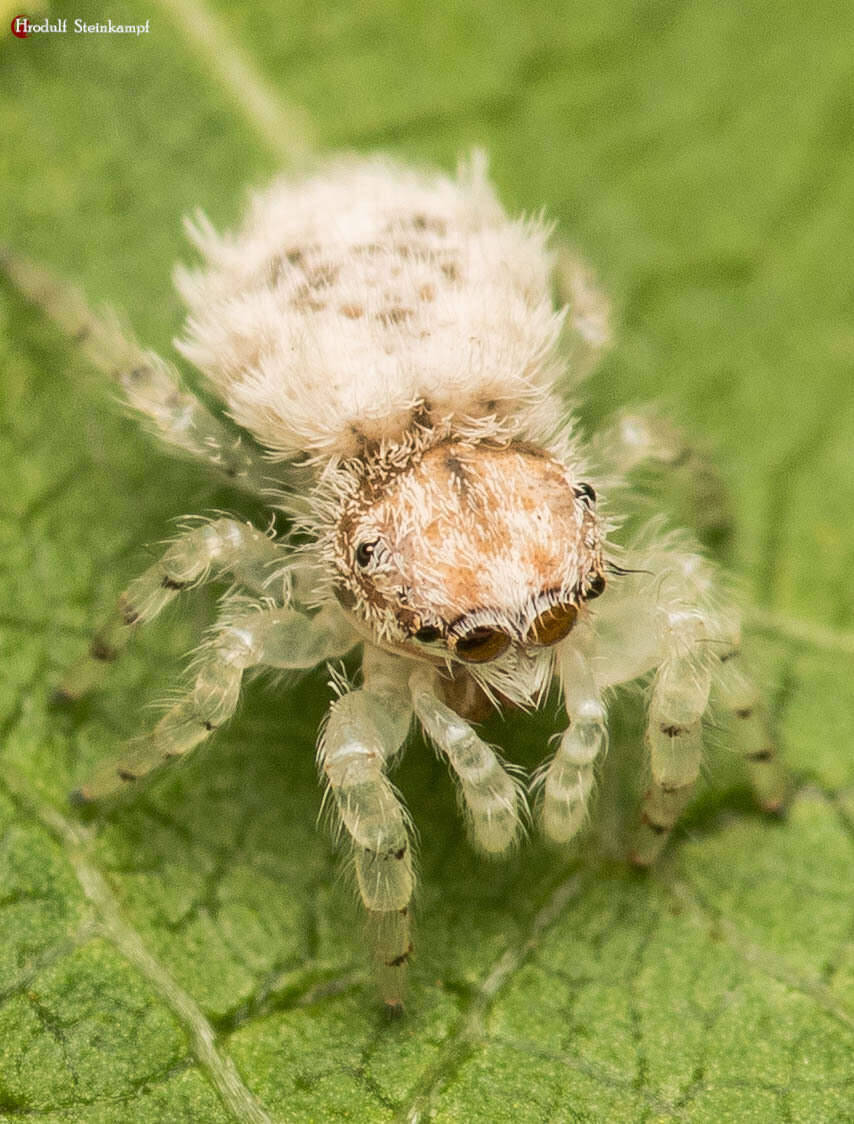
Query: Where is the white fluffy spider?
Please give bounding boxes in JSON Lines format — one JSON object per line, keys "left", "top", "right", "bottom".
{"left": 4, "top": 153, "right": 784, "bottom": 1008}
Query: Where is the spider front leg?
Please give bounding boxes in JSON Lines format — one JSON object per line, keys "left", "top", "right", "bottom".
{"left": 410, "top": 666, "right": 524, "bottom": 854}
{"left": 56, "top": 517, "right": 288, "bottom": 701}
{"left": 539, "top": 638, "right": 608, "bottom": 844}
{"left": 1, "top": 248, "right": 269, "bottom": 492}
{"left": 319, "top": 648, "right": 414, "bottom": 1008}
{"left": 74, "top": 600, "right": 354, "bottom": 801}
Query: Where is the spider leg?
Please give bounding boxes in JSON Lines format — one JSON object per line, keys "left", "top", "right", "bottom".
{"left": 606, "top": 539, "right": 719, "bottom": 865}
{"left": 55, "top": 517, "right": 288, "bottom": 701}
{"left": 410, "top": 666, "right": 524, "bottom": 854}
{"left": 715, "top": 647, "right": 787, "bottom": 813}
{"left": 73, "top": 600, "right": 354, "bottom": 802}
{"left": 539, "top": 639, "right": 608, "bottom": 844}
{"left": 593, "top": 409, "right": 703, "bottom": 477}
{"left": 1, "top": 247, "right": 269, "bottom": 493}
{"left": 631, "top": 604, "right": 713, "bottom": 866}
{"left": 596, "top": 532, "right": 785, "bottom": 861}
{"left": 553, "top": 246, "right": 613, "bottom": 381}
{"left": 592, "top": 408, "right": 733, "bottom": 548}
{"left": 319, "top": 648, "right": 414, "bottom": 1008}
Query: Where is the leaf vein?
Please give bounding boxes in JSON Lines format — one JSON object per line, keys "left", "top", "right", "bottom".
{"left": 0, "top": 769, "right": 277, "bottom": 1124}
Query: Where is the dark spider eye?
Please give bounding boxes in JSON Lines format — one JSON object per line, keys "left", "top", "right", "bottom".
{"left": 354, "top": 540, "right": 378, "bottom": 567}
{"left": 585, "top": 573, "right": 606, "bottom": 599}
{"left": 527, "top": 602, "right": 578, "bottom": 646}
{"left": 414, "top": 624, "right": 442, "bottom": 643}
{"left": 453, "top": 626, "right": 510, "bottom": 663}
{"left": 574, "top": 481, "right": 597, "bottom": 505}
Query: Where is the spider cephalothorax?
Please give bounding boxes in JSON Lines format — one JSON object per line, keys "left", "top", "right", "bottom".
{"left": 325, "top": 429, "right": 606, "bottom": 673}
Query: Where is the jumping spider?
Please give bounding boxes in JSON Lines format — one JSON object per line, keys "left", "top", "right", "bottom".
{"left": 3, "top": 154, "right": 785, "bottom": 1007}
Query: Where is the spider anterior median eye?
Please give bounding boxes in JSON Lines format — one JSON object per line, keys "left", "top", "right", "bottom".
{"left": 355, "top": 540, "right": 378, "bottom": 567}
{"left": 453, "top": 627, "right": 510, "bottom": 663}
{"left": 528, "top": 602, "right": 578, "bottom": 646}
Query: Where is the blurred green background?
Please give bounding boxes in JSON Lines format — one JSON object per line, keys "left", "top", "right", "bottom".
{"left": 1, "top": 2, "right": 853, "bottom": 1121}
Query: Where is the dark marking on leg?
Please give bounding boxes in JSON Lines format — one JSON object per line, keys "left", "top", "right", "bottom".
{"left": 641, "top": 813, "right": 669, "bottom": 835}
{"left": 735, "top": 706, "right": 754, "bottom": 719}
{"left": 385, "top": 942, "right": 414, "bottom": 968}
{"left": 119, "top": 596, "right": 139, "bottom": 626}
{"left": 668, "top": 446, "right": 692, "bottom": 469}
{"left": 161, "top": 575, "right": 191, "bottom": 591}
{"left": 50, "top": 686, "right": 76, "bottom": 707}
{"left": 660, "top": 780, "right": 691, "bottom": 795}
{"left": 747, "top": 748, "right": 774, "bottom": 762}
{"left": 117, "top": 768, "right": 138, "bottom": 782}
{"left": 660, "top": 723, "right": 689, "bottom": 738}
{"left": 89, "top": 636, "right": 118, "bottom": 662}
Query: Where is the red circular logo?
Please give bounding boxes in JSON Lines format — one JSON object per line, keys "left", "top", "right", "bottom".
{"left": 11, "top": 14, "right": 29, "bottom": 37}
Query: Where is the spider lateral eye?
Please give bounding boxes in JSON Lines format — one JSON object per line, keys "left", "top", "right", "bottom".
{"left": 414, "top": 624, "right": 442, "bottom": 643}
{"left": 452, "top": 626, "right": 510, "bottom": 663}
{"left": 527, "top": 602, "right": 578, "bottom": 646}
{"left": 574, "top": 481, "right": 597, "bottom": 505}
{"left": 585, "top": 573, "right": 606, "bottom": 599}
{"left": 354, "top": 540, "right": 378, "bottom": 567}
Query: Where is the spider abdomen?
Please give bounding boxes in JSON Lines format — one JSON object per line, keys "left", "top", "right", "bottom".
{"left": 175, "top": 155, "right": 566, "bottom": 459}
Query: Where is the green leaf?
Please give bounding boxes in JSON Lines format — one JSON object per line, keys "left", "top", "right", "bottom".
{"left": 1, "top": 1, "right": 853, "bottom": 1120}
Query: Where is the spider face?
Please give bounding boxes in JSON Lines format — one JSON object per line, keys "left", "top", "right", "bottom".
{"left": 333, "top": 437, "right": 606, "bottom": 665}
